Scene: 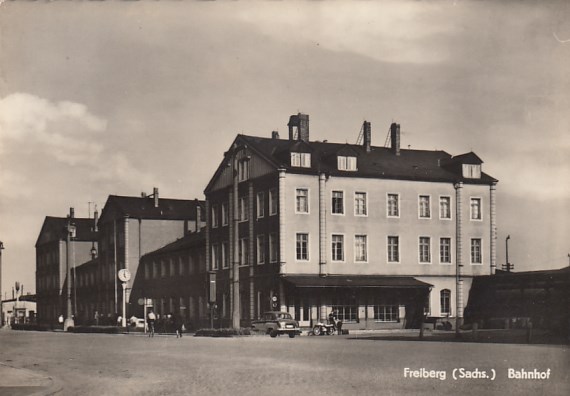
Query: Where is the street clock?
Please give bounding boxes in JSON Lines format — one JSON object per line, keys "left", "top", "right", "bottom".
{"left": 118, "top": 269, "right": 131, "bottom": 283}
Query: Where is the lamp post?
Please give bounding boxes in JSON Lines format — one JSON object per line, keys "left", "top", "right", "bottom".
{"left": 0, "top": 241, "right": 4, "bottom": 327}
{"left": 64, "top": 212, "right": 76, "bottom": 331}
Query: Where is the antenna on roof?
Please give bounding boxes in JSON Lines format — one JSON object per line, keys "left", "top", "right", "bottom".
{"left": 355, "top": 122, "right": 365, "bottom": 145}
{"left": 384, "top": 126, "right": 391, "bottom": 147}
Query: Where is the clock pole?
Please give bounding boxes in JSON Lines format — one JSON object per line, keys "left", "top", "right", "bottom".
{"left": 118, "top": 269, "right": 131, "bottom": 328}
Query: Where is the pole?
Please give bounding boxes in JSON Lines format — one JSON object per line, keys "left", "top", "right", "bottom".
{"left": 122, "top": 282, "right": 127, "bottom": 327}
{"left": 232, "top": 151, "right": 241, "bottom": 329}
{"left": 506, "top": 235, "right": 511, "bottom": 272}
{"left": 64, "top": 214, "right": 75, "bottom": 331}
{"left": 0, "top": 241, "right": 4, "bottom": 327}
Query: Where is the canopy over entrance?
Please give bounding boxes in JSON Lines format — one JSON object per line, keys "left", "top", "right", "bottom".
{"left": 282, "top": 275, "right": 432, "bottom": 289}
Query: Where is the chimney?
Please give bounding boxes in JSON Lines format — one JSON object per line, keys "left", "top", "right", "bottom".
{"left": 363, "top": 121, "right": 371, "bottom": 152}
{"left": 69, "top": 207, "right": 75, "bottom": 219}
{"left": 93, "top": 208, "right": 99, "bottom": 232}
{"left": 288, "top": 113, "right": 309, "bottom": 142}
{"left": 153, "top": 187, "right": 159, "bottom": 208}
{"left": 195, "top": 199, "right": 201, "bottom": 233}
{"left": 271, "top": 131, "right": 280, "bottom": 139}
{"left": 390, "top": 123, "right": 400, "bottom": 156}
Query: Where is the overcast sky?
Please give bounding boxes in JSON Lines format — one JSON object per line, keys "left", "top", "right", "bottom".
{"left": 0, "top": 1, "right": 569, "bottom": 297}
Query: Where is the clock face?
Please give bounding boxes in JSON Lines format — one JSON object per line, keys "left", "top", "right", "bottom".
{"left": 118, "top": 269, "right": 131, "bottom": 282}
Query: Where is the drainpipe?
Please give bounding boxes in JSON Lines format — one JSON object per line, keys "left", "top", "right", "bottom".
{"left": 278, "top": 168, "right": 286, "bottom": 312}
{"left": 319, "top": 173, "right": 327, "bottom": 277}
{"left": 454, "top": 182, "right": 464, "bottom": 336}
{"left": 490, "top": 182, "right": 497, "bottom": 275}
{"left": 232, "top": 153, "right": 241, "bottom": 329}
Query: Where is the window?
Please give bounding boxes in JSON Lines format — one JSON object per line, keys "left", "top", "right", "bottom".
{"left": 332, "top": 191, "right": 344, "bottom": 215}
{"left": 419, "top": 195, "right": 431, "bottom": 218}
{"left": 471, "top": 238, "right": 482, "bottom": 264}
{"left": 153, "top": 261, "right": 159, "bottom": 279}
{"left": 169, "top": 258, "right": 175, "bottom": 277}
{"left": 269, "top": 233, "right": 278, "bottom": 262}
{"left": 238, "top": 159, "right": 249, "bottom": 181}
{"left": 296, "top": 188, "right": 309, "bottom": 213}
{"left": 291, "top": 152, "right": 311, "bottom": 168}
{"left": 331, "top": 234, "right": 344, "bottom": 261}
{"left": 387, "top": 194, "right": 399, "bottom": 217}
{"left": 257, "top": 235, "right": 265, "bottom": 264}
{"left": 221, "top": 242, "right": 229, "bottom": 269}
{"left": 144, "top": 262, "right": 150, "bottom": 280}
{"left": 332, "top": 304, "right": 358, "bottom": 323}
{"left": 440, "top": 238, "right": 451, "bottom": 264}
{"left": 178, "top": 256, "right": 185, "bottom": 276}
{"left": 470, "top": 198, "right": 482, "bottom": 220}
{"left": 239, "top": 238, "right": 249, "bottom": 266}
{"left": 354, "top": 235, "right": 367, "bottom": 262}
{"left": 439, "top": 196, "right": 451, "bottom": 219}
{"left": 239, "top": 197, "right": 248, "bottom": 222}
{"left": 387, "top": 236, "right": 399, "bottom": 263}
{"left": 440, "top": 289, "right": 451, "bottom": 316}
{"left": 354, "top": 192, "right": 367, "bottom": 216}
{"left": 463, "top": 164, "right": 481, "bottom": 179}
{"left": 211, "top": 205, "right": 219, "bottom": 228}
{"left": 269, "top": 189, "right": 277, "bottom": 216}
{"left": 161, "top": 260, "right": 167, "bottom": 278}
{"left": 374, "top": 305, "right": 399, "bottom": 322}
{"left": 211, "top": 244, "right": 220, "bottom": 270}
{"left": 221, "top": 202, "right": 229, "bottom": 226}
{"left": 296, "top": 233, "right": 309, "bottom": 261}
{"left": 256, "top": 192, "right": 265, "bottom": 218}
{"left": 419, "top": 237, "right": 431, "bottom": 263}
{"left": 337, "top": 155, "right": 357, "bottom": 171}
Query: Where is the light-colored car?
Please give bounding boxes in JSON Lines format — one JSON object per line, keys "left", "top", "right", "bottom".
{"left": 252, "top": 311, "right": 301, "bottom": 338}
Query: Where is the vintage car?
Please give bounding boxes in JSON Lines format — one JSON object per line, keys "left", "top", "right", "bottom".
{"left": 252, "top": 311, "right": 301, "bottom": 338}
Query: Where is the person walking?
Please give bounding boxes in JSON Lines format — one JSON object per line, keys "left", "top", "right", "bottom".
{"left": 147, "top": 309, "right": 156, "bottom": 337}
{"left": 173, "top": 313, "right": 183, "bottom": 338}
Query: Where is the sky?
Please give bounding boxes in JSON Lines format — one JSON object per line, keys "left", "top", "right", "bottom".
{"left": 0, "top": 1, "right": 569, "bottom": 297}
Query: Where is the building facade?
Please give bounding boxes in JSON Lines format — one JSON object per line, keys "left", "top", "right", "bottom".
{"left": 205, "top": 114, "right": 498, "bottom": 330}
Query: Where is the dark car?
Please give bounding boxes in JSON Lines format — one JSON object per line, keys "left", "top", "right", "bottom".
{"left": 252, "top": 311, "right": 301, "bottom": 338}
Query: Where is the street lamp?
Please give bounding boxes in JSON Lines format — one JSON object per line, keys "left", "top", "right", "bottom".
{"left": 64, "top": 212, "right": 76, "bottom": 331}
{"left": 0, "top": 241, "right": 4, "bottom": 327}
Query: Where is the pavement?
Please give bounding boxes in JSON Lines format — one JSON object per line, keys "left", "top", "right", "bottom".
{"left": 0, "top": 362, "right": 61, "bottom": 396}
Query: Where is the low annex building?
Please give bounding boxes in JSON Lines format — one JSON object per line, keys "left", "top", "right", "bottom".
{"left": 205, "top": 113, "right": 498, "bottom": 330}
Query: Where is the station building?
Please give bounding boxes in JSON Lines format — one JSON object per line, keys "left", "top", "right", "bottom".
{"left": 205, "top": 114, "right": 498, "bottom": 330}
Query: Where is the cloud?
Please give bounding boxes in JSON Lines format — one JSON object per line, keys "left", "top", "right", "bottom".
{"left": 0, "top": 93, "right": 107, "bottom": 164}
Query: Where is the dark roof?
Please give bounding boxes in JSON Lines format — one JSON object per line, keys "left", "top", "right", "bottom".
{"left": 206, "top": 135, "right": 497, "bottom": 191}
{"left": 35, "top": 216, "right": 98, "bottom": 247}
{"left": 282, "top": 275, "right": 432, "bottom": 289}
{"left": 98, "top": 195, "right": 204, "bottom": 223}
{"left": 141, "top": 230, "right": 205, "bottom": 259}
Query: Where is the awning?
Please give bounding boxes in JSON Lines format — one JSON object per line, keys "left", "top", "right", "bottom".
{"left": 282, "top": 275, "right": 432, "bottom": 289}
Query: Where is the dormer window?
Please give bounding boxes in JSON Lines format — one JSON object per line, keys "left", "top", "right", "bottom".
{"left": 338, "top": 155, "right": 357, "bottom": 171}
{"left": 291, "top": 152, "right": 311, "bottom": 168}
{"left": 463, "top": 164, "right": 481, "bottom": 179}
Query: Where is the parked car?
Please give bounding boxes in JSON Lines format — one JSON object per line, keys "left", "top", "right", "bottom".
{"left": 252, "top": 311, "right": 301, "bottom": 338}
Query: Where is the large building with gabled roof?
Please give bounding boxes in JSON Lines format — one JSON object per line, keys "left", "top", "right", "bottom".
{"left": 205, "top": 113, "right": 498, "bottom": 330}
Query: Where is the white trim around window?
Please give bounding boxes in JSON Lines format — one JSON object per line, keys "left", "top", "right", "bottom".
{"left": 354, "top": 234, "right": 368, "bottom": 263}
{"left": 386, "top": 193, "right": 400, "bottom": 218}
{"left": 295, "top": 232, "right": 310, "bottom": 262}
{"left": 470, "top": 197, "right": 483, "bottom": 221}
{"left": 418, "top": 194, "right": 431, "bottom": 219}
{"left": 439, "top": 195, "right": 452, "bottom": 221}
{"left": 418, "top": 236, "right": 432, "bottom": 264}
{"left": 470, "top": 238, "right": 483, "bottom": 265}
{"left": 331, "top": 233, "right": 346, "bottom": 262}
{"left": 387, "top": 235, "right": 400, "bottom": 264}
{"left": 354, "top": 191, "right": 368, "bottom": 217}
{"left": 331, "top": 190, "right": 345, "bottom": 216}
{"left": 439, "top": 237, "right": 452, "bottom": 265}
{"left": 295, "top": 187, "right": 310, "bottom": 214}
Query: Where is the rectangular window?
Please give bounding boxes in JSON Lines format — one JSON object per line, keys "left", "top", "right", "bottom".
{"left": 332, "top": 305, "right": 358, "bottom": 323}
{"left": 463, "top": 164, "right": 481, "bottom": 179}
{"left": 296, "top": 233, "right": 309, "bottom": 261}
{"left": 354, "top": 235, "right": 367, "bottom": 262}
{"left": 291, "top": 152, "right": 311, "bottom": 168}
{"left": 439, "top": 196, "right": 451, "bottom": 219}
{"left": 332, "top": 191, "right": 344, "bottom": 215}
{"left": 161, "top": 260, "right": 167, "bottom": 278}
{"left": 257, "top": 235, "right": 265, "bottom": 264}
{"left": 169, "top": 258, "right": 175, "bottom": 277}
{"left": 471, "top": 238, "right": 482, "bottom": 264}
{"left": 256, "top": 192, "right": 265, "bottom": 218}
{"left": 419, "top": 237, "right": 431, "bottom": 263}
{"left": 331, "top": 234, "right": 344, "bottom": 261}
{"left": 387, "top": 236, "right": 399, "bottom": 263}
{"left": 239, "top": 197, "right": 248, "bottom": 222}
{"left": 387, "top": 194, "right": 399, "bottom": 217}
{"left": 354, "top": 192, "right": 367, "bottom": 216}
{"left": 153, "top": 261, "right": 159, "bottom": 279}
{"left": 221, "top": 242, "right": 229, "bottom": 269}
{"left": 178, "top": 256, "right": 185, "bottom": 276}
{"left": 440, "top": 289, "right": 451, "bottom": 315}
{"left": 211, "top": 244, "right": 219, "bottom": 270}
{"left": 144, "top": 262, "right": 150, "bottom": 280}
{"left": 470, "top": 198, "right": 482, "bottom": 220}
{"left": 211, "top": 205, "right": 219, "bottom": 228}
{"left": 269, "top": 189, "right": 277, "bottom": 216}
{"left": 221, "top": 202, "right": 229, "bottom": 226}
{"left": 296, "top": 188, "right": 309, "bottom": 213}
{"left": 440, "top": 238, "right": 451, "bottom": 264}
{"left": 238, "top": 159, "right": 249, "bottom": 181}
{"left": 269, "top": 233, "right": 278, "bottom": 263}
{"left": 239, "top": 238, "right": 249, "bottom": 266}
{"left": 337, "top": 156, "right": 357, "bottom": 171}
{"left": 374, "top": 305, "right": 399, "bottom": 322}
{"left": 419, "top": 195, "right": 431, "bottom": 218}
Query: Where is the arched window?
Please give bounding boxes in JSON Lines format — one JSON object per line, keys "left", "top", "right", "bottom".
{"left": 440, "top": 289, "right": 451, "bottom": 316}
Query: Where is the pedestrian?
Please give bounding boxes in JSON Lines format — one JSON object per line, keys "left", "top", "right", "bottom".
{"left": 117, "top": 315, "right": 123, "bottom": 327}
{"left": 173, "top": 313, "right": 183, "bottom": 338}
{"left": 94, "top": 311, "right": 99, "bottom": 326}
{"left": 147, "top": 309, "right": 156, "bottom": 337}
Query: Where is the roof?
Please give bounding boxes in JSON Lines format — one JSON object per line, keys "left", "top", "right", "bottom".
{"left": 35, "top": 216, "right": 98, "bottom": 247}
{"left": 98, "top": 195, "right": 204, "bottom": 223}
{"left": 206, "top": 134, "right": 497, "bottom": 192}
{"left": 141, "top": 230, "right": 205, "bottom": 259}
{"left": 282, "top": 275, "right": 432, "bottom": 289}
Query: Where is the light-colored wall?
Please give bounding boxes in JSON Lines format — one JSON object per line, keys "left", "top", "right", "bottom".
{"left": 282, "top": 172, "right": 492, "bottom": 278}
